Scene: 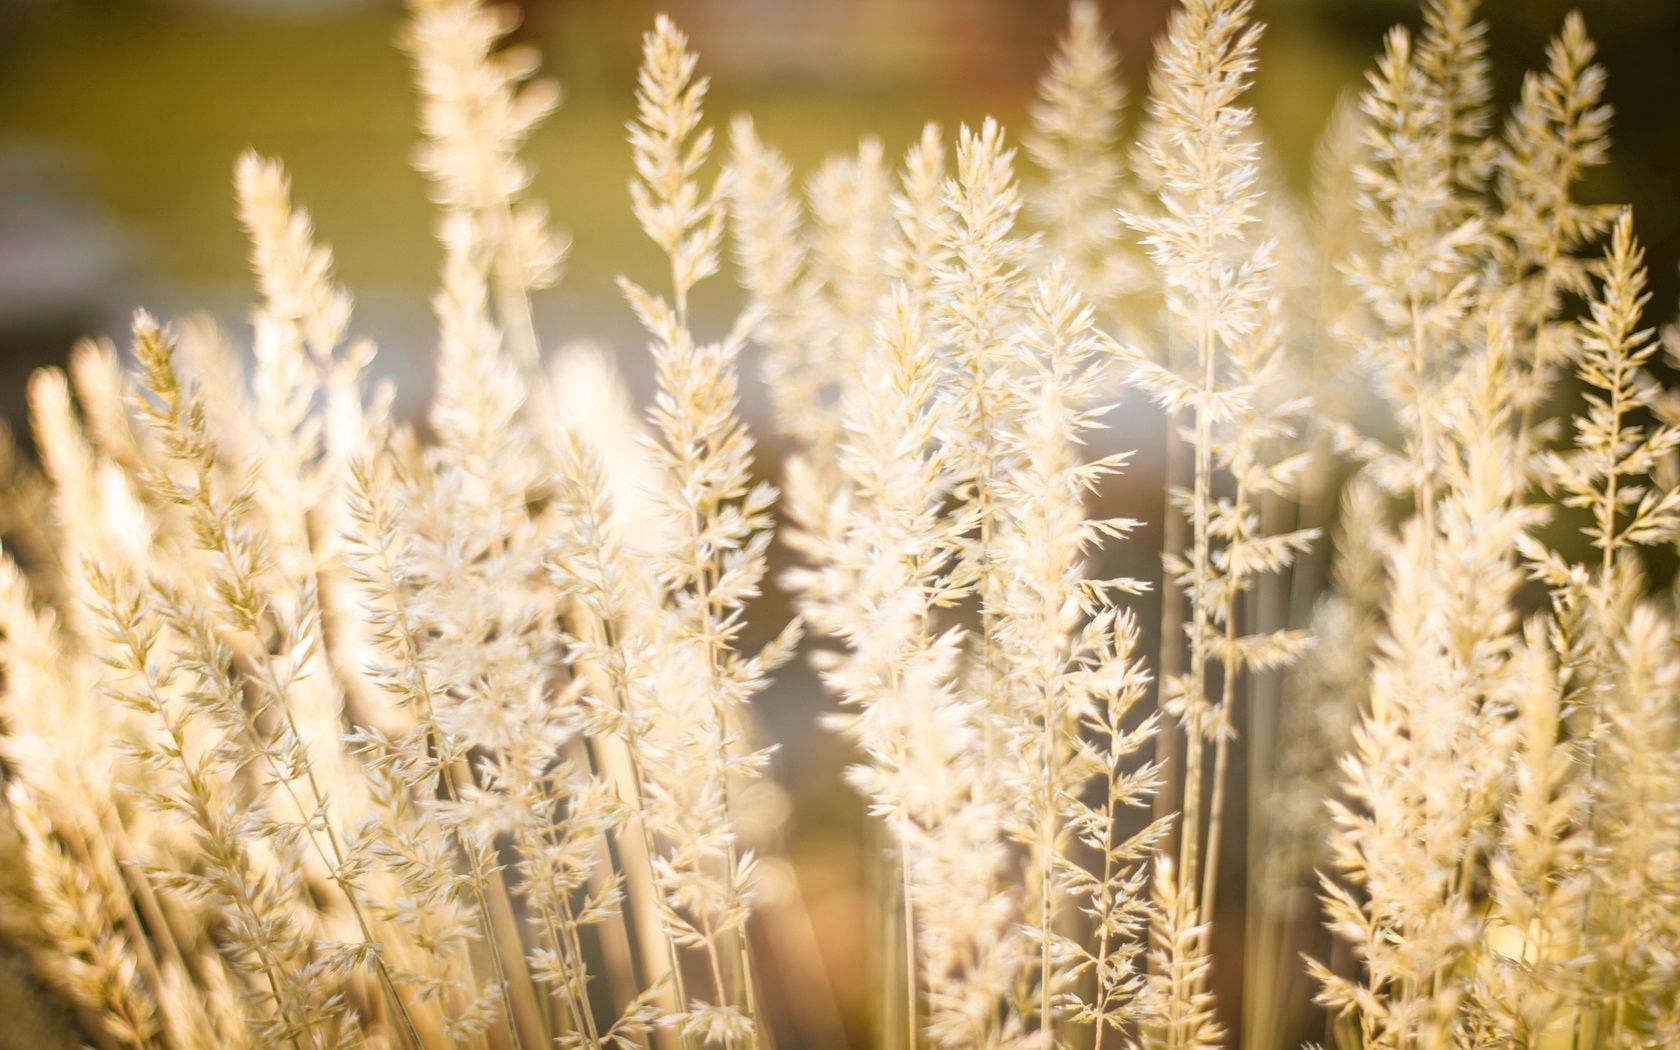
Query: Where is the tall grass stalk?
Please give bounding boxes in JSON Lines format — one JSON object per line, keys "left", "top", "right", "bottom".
{"left": 4, "top": 2, "right": 1680, "bottom": 1048}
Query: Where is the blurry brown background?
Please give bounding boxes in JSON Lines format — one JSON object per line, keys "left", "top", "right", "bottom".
{"left": 2, "top": 0, "right": 1679, "bottom": 1046}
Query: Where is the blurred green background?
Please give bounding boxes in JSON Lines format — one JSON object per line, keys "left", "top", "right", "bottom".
{"left": 2, "top": 1, "right": 1678, "bottom": 1045}
{"left": 3, "top": 0, "right": 1677, "bottom": 406}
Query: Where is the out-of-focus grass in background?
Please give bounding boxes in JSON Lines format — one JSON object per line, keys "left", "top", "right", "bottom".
{"left": 1, "top": 1, "right": 1678, "bottom": 1044}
